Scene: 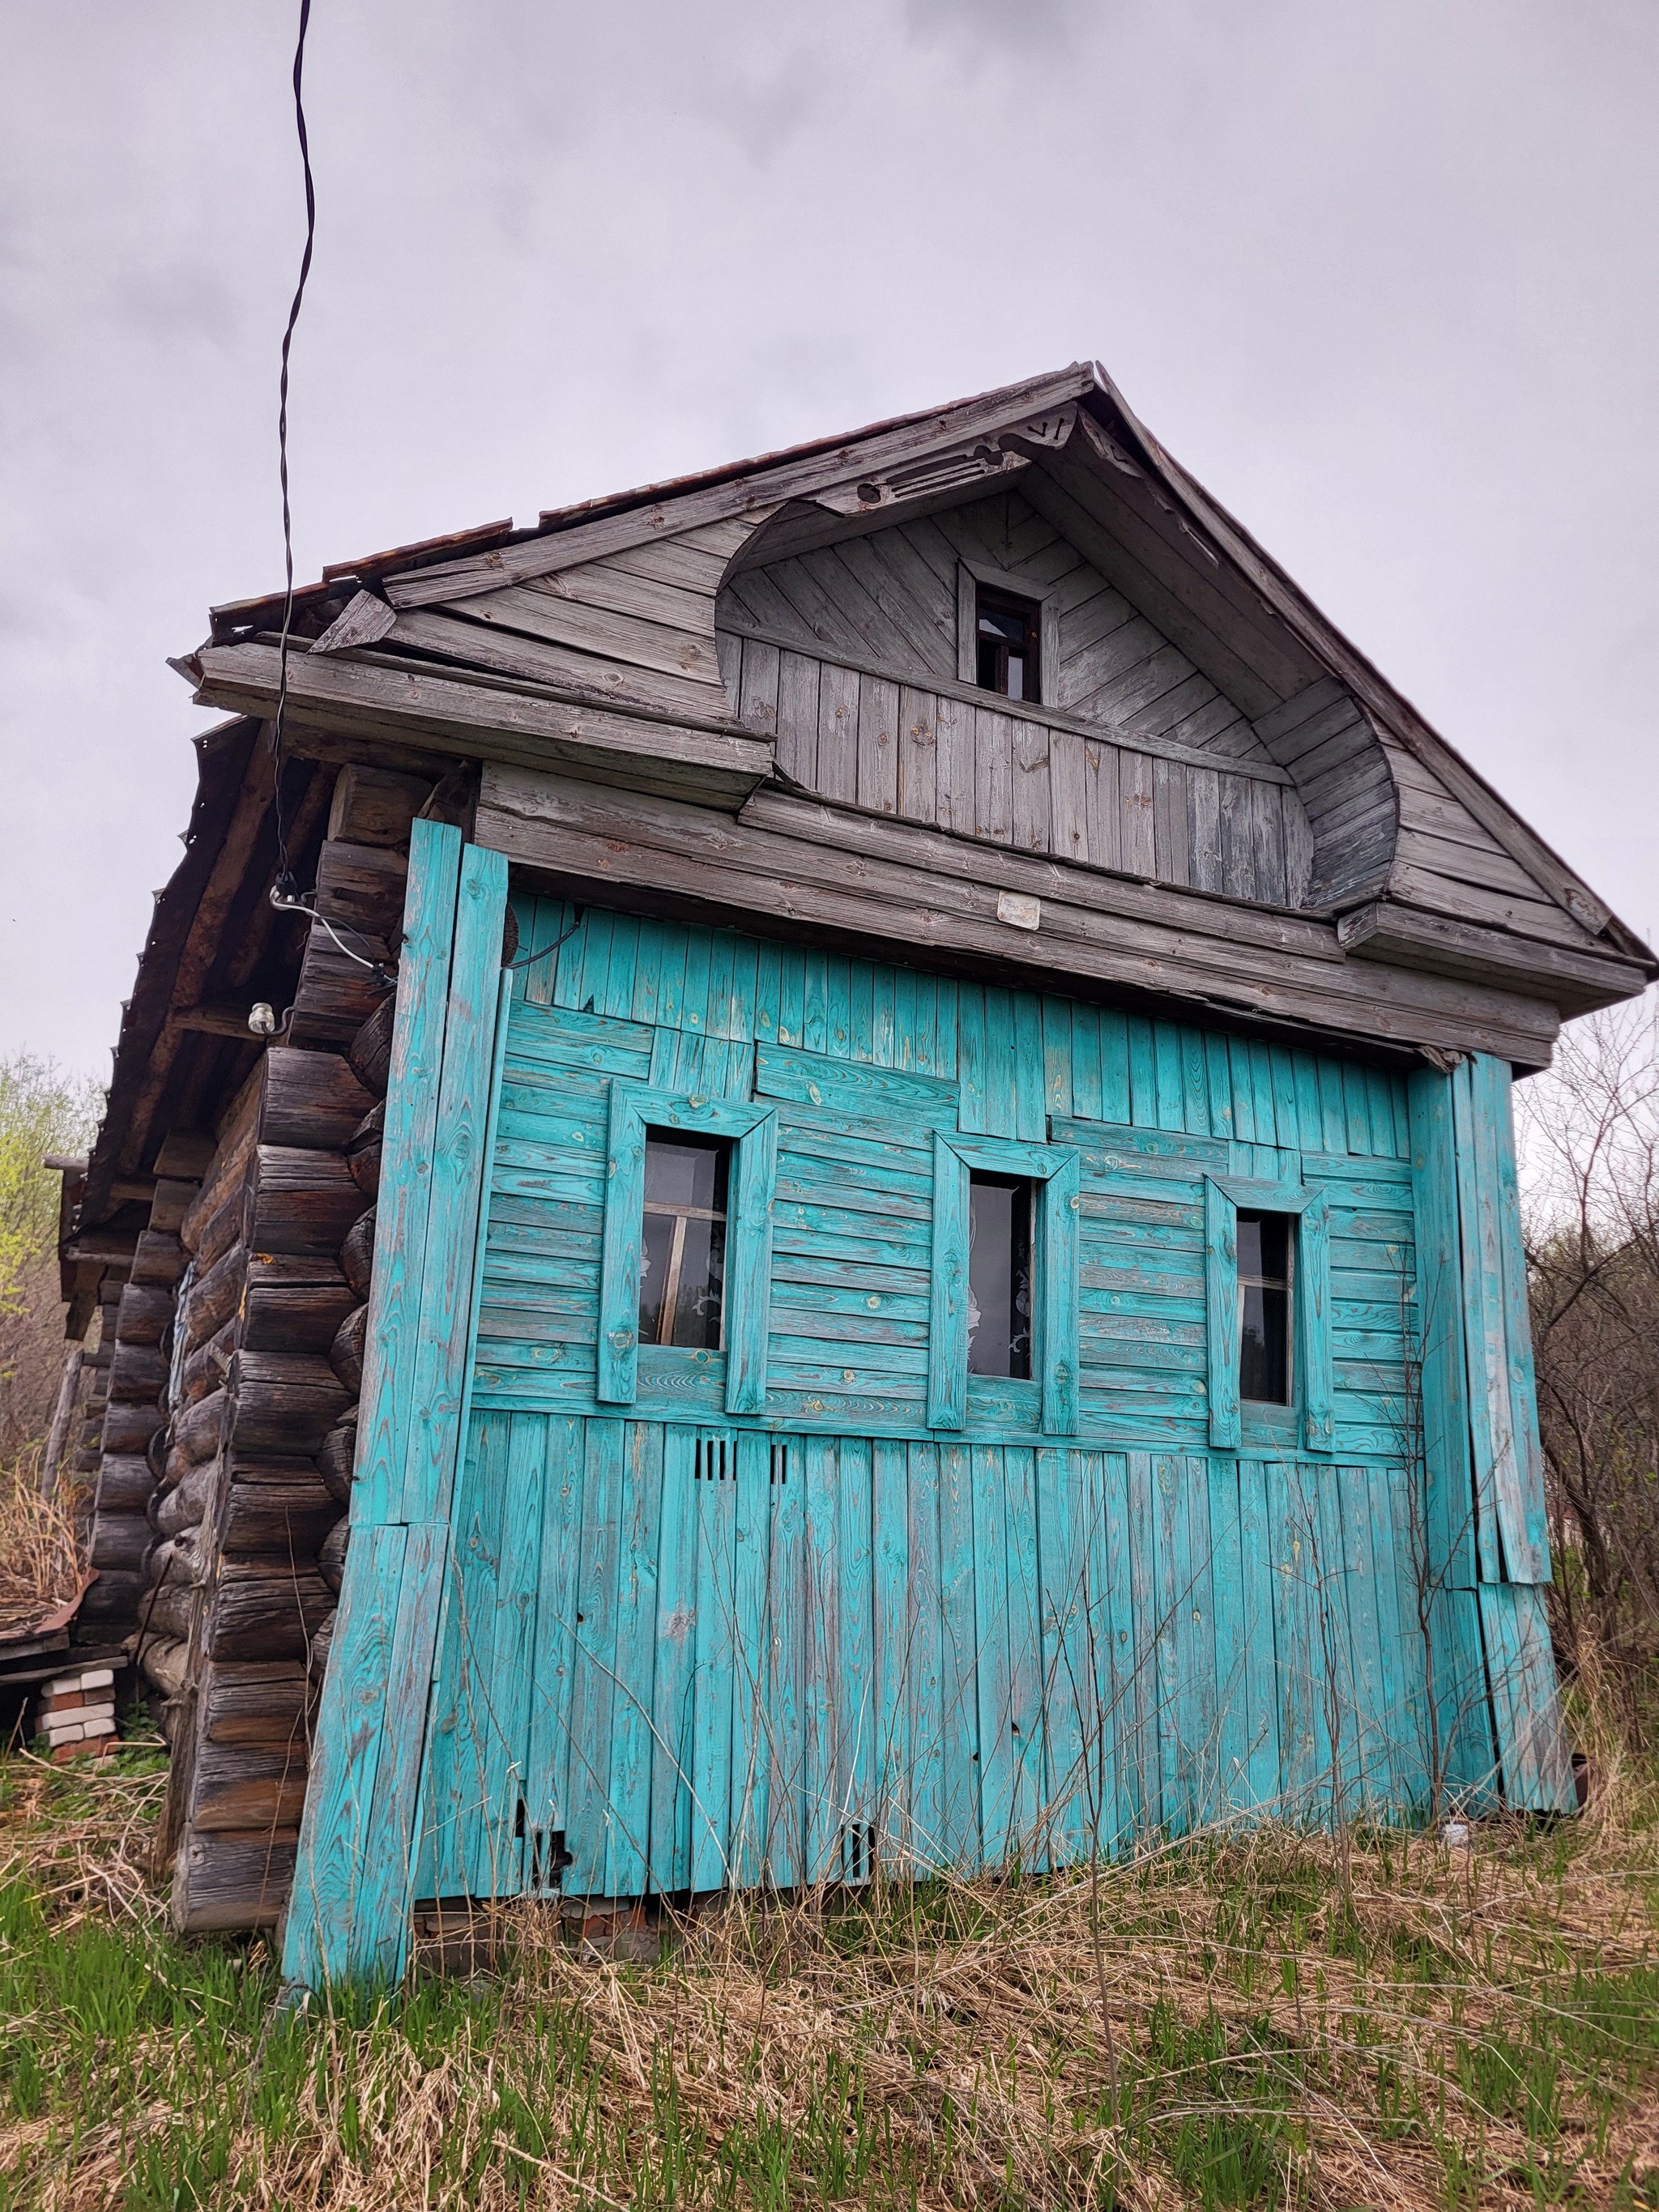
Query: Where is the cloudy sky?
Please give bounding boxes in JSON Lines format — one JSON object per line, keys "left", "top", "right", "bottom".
{"left": 3, "top": 0, "right": 1656, "bottom": 1079}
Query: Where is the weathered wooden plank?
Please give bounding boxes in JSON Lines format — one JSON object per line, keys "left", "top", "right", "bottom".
{"left": 972, "top": 1445, "right": 1017, "bottom": 1861}
{"left": 1011, "top": 716, "right": 1051, "bottom": 853}
{"left": 905, "top": 1441, "right": 946, "bottom": 1868}
{"left": 937, "top": 1441, "right": 981, "bottom": 1870}
{"left": 1478, "top": 1582, "right": 1573, "bottom": 1811}
{"left": 814, "top": 659, "right": 861, "bottom": 806}
{"left": 755, "top": 1041, "right": 958, "bottom": 1126}
{"left": 384, "top": 842, "right": 510, "bottom": 1524}
{"left": 691, "top": 1430, "right": 740, "bottom": 1891}
{"left": 194, "top": 643, "right": 772, "bottom": 808}
{"left": 1451, "top": 1062, "right": 1509, "bottom": 1586}
{"left": 898, "top": 687, "right": 937, "bottom": 824}
{"left": 934, "top": 692, "right": 974, "bottom": 835}
{"left": 521, "top": 1415, "right": 582, "bottom": 1865}
{"left": 565, "top": 1417, "right": 624, "bottom": 1894}
{"left": 1203, "top": 1182, "right": 1239, "bottom": 1452}
{"left": 736, "top": 634, "right": 780, "bottom": 739}
{"left": 605, "top": 1420, "right": 663, "bottom": 1899}
{"left": 762, "top": 1433, "right": 804, "bottom": 1886}
{"left": 855, "top": 673, "right": 899, "bottom": 817}
{"left": 729, "top": 1427, "right": 774, "bottom": 1885}
{"left": 774, "top": 650, "right": 821, "bottom": 787}
{"left": 648, "top": 1425, "right": 698, "bottom": 1891}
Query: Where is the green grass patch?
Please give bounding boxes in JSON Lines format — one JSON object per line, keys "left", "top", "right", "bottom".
{"left": 6, "top": 1745, "right": 1659, "bottom": 2208}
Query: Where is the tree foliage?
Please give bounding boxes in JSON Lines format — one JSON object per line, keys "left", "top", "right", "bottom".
{"left": 0, "top": 1052, "right": 102, "bottom": 1458}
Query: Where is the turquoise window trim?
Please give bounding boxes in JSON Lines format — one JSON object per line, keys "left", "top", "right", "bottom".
{"left": 1203, "top": 1175, "right": 1333, "bottom": 1455}
{"left": 928, "top": 1132, "right": 1081, "bottom": 1438}
{"left": 597, "top": 1086, "right": 778, "bottom": 1416}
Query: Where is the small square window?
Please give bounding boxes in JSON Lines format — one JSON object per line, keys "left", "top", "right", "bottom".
{"left": 975, "top": 586, "right": 1040, "bottom": 702}
{"left": 640, "top": 1131, "right": 730, "bottom": 1349}
{"left": 967, "top": 1172, "right": 1033, "bottom": 1379}
{"left": 1237, "top": 1210, "right": 1294, "bottom": 1405}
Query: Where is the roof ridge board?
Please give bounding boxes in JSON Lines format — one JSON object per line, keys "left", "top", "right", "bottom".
{"left": 382, "top": 366, "right": 1102, "bottom": 612}
{"left": 1085, "top": 366, "right": 1652, "bottom": 962}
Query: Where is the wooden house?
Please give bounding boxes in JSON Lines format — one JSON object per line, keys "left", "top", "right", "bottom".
{"left": 57, "top": 363, "right": 1653, "bottom": 1986}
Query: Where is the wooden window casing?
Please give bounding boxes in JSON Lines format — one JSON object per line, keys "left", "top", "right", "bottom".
{"left": 975, "top": 585, "right": 1042, "bottom": 702}
{"left": 929, "top": 1132, "right": 1080, "bottom": 1435}
{"left": 598, "top": 1086, "right": 778, "bottom": 1415}
{"left": 1204, "top": 1176, "right": 1333, "bottom": 1453}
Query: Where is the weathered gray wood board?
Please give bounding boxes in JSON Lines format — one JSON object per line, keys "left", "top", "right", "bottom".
{"left": 476, "top": 764, "right": 1562, "bottom": 1068}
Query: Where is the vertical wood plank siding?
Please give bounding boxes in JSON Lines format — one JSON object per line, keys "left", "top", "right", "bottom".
{"left": 292, "top": 889, "right": 1572, "bottom": 1982}
{"left": 719, "top": 487, "right": 1316, "bottom": 910}
{"left": 457, "top": 904, "right": 1569, "bottom": 1860}
{"left": 282, "top": 826, "right": 510, "bottom": 1990}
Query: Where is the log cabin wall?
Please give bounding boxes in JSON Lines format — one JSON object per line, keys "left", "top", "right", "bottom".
{"left": 79, "top": 1146, "right": 210, "bottom": 1641}
{"left": 134, "top": 765, "right": 435, "bottom": 1933}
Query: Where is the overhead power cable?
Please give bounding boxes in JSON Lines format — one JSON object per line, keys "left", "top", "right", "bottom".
{"left": 271, "top": 0, "right": 317, "bottom": 901}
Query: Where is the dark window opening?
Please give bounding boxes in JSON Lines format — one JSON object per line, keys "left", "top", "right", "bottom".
{"left": 968, "top": 1173, "right": 1033, "bottom": 1379}
{"left": 1238, "top": 1210, "right": 1294, "bottom": 1405}
{"left": 975, "top": 586, "right": 1040, "bottom": 702}
{"left": 640, "top": 1132, "right": 730, "bottom": 1350}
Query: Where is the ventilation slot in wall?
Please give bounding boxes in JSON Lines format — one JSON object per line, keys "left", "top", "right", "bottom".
{"left": 838, "top": 1820, "right": 876, "bottom": 1886}
{"left": 693, "top": 1435, "right": 731, "bottom": 1482}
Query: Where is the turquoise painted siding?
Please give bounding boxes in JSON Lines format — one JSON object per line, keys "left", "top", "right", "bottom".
{"left": 476, "top": 898, "right": 1419, "bottom": 1458}
{"left": 406, "top": 896, "right": 1485, "bottom": 1903}
{"left": 289, "top": 867, "right": 1576, "bottom": 1987}
{"left": 415, "top": 1417, "right": 1448, "bottom": 1899}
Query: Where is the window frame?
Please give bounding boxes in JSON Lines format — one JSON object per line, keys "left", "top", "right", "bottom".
{"left": 955, "top": 559, "right": 1061, "bottom": 709}
{"left": 1203, "top": 1176, "right": 1333, "bottom": 1454}
{"left": 638, "top": 1127, "right": 732, "bottom": 1353}
{"left": 1235, "top": 1207, "right": 1295, "bottom": 1409}
{"left": 929, "top": 1132, "right": 1081, "bottom": 1435}
{"left": 974, "top": 585, "right": 1043, "bottom": 702}
{"left": 599, "top": 1085, "right": 778, "bottom": 1415}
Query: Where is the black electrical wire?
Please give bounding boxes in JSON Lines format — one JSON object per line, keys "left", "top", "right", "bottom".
{"left": 506, "top": 906, "right": 586, "bottom": 974}
{"left": 271, "top": 0, "right": 317, "bottom": 900}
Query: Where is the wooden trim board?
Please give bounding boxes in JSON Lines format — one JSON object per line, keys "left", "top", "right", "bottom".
{"left": 476, "top": 765, "right": 1562, "bottom": 1068}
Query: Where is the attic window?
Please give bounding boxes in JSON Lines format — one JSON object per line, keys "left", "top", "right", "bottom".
{"left": 975, "top": 586, "right": 1040, "bottom": 701}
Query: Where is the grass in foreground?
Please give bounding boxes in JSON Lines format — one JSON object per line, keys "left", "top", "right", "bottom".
{"left": 4, "top": 1739, "right": 1659, "bottom": 2210}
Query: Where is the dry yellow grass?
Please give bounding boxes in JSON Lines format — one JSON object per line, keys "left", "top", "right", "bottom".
{"left": 0, "top": 1448, "right": 86, "bottom": 1639}
{"left": 3, "top": 1725, "right": 1659, "bottom": 2210}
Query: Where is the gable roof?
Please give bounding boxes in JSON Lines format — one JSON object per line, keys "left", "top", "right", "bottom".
{"left": 188, "top": 360, "right": 1649, "bottom": 991}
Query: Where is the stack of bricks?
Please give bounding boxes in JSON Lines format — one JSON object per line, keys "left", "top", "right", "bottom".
{"left": 35, "top": 1667, "right": 118, "bottom": 1760}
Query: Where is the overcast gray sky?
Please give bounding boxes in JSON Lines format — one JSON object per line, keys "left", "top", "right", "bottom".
{"left": 3, "top": 0, "right": 1655, "bottom": 1080}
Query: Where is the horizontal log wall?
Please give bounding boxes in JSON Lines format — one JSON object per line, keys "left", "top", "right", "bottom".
{"left": 139, "top": 764, "right": 432, "bottom": 1933}
{"left": 80, "top": 1149, "right": 208, "bottom": 1639}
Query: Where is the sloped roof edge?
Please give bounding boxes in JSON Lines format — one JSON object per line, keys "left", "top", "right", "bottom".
{"left": 202, "top": 358, "right": 1649, "bottom": 971}
{"left": 1081, "top": 364, "right": 1652, "bottom": 968}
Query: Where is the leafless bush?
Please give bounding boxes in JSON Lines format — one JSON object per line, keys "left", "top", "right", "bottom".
{"left": 1517, "top": 993, "right": 1659, "bottom": 1733}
